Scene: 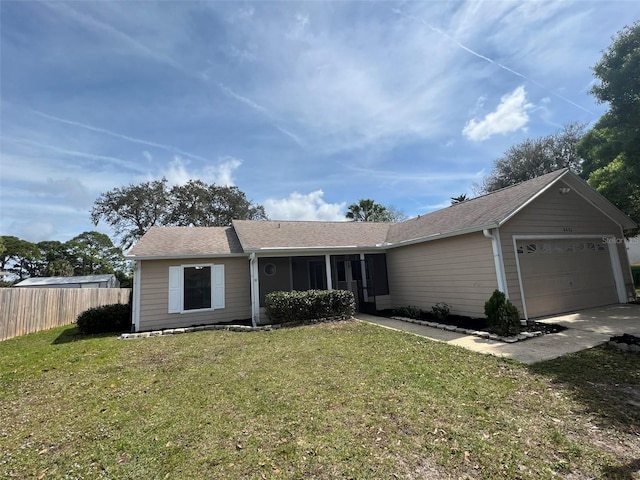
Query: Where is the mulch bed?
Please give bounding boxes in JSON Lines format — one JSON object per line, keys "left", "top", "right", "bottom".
{"left": 610, "top": 333, "right": 640, "bottom": 347}
{"left": 376, "top": 309, "right": 567, "bottom": 335}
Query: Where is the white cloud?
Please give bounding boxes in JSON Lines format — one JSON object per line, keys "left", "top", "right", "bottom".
{"left": 462, "top": 86, "right": 533, "bottom": 141}
{"left": 264, "top": 190, "right": 346, "bottom": 221}
{"left": 215, "top": 157, "right": 242, "bottom": 186}
{"left": 161, "top": 156, "right": 242, "bottom": 187}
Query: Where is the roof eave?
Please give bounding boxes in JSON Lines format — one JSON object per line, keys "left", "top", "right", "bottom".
{"left": 125, "top": 253, "right": 248, "bottom": 260}
{"left": 564, "top": 174, "right": 637, "bottom": 231}
{"left": 496, "top": 170, "right": 637, "bottom": 231}
{"left": 385, "top": 224, "right": 498, "bottom": 249}
{"left": 497, "top": 170, "right": 568, "bottom": 227}
{"left": 244, "top": 245, "right": 386, "bottom": 255}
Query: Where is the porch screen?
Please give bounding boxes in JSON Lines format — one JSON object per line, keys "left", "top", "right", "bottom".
{"left": 365, "top": 254, "right": 389, "bottom": 296}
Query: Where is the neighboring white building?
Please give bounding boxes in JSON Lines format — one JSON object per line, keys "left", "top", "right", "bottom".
{"left": 14, "top": 274, "right": 120, "bottom": 289}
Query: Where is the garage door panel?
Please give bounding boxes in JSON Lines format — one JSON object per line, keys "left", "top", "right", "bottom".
{"left": 517, "top": 238, "right": 618, "bottom": 318}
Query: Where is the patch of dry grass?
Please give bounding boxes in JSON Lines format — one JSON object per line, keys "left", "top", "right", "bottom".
{"left": 1, "top": 320, "right": 638, "bottom": 479}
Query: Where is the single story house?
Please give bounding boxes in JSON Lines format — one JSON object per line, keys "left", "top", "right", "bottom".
{"left": 14, "top": 274, "right": 120, "bottom": 289}
{"left": 126, "top": 169, "right": 637, "bottom": 332}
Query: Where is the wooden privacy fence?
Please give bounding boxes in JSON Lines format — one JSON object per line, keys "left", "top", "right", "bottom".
{"left": 0, "top": 288, "right": 132, "bottom": 341}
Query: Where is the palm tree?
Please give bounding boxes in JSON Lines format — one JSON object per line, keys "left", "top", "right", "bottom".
{"left": 451, "top": 194, "right": 469, "bottom": 205}
{"left": 345, "top": 199, "right": 392, "bottom": 222}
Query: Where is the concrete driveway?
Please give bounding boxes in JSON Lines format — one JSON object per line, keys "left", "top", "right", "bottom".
{"left": 536, "top": 304, "right": 640, "bottom": 336}
{"left": 358, "top": 303, "right": 640, "bottom": 364}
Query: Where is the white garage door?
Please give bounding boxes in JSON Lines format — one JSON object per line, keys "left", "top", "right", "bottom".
{"left": 516, "top": 238, "right": 618, "bottom": 318}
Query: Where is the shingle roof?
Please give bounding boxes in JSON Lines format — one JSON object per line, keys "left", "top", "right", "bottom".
{"left": 127, "top": 168, "right": 632, "bottom": 257}
{"left": 232, "top": 220, "right": 390, "bottom": 251}
{"left": 386, "top": 169, "right": 567, "bottom": 244}
{"left": 127, "top": 226, "right": 243, "bottom": 257}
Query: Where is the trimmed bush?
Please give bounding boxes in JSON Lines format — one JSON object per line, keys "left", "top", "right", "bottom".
{"left": 76, "top": 303, "right": 132, "bottom": 334}
{"left": 265, "top": 289, "right": 355, "bottom": 324}
{"left": 393, "top": 305, "right": 422, "bottom": 319}
{"left": 431, "top": 302, "right": 451, "bottom": 322}
{"left": 484, "top": 290, "right": 520, "bottom": 336}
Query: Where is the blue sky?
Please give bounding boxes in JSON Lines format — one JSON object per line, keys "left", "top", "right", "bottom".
{"left": 1, "top": 1, "right": 638, "bottom": 245}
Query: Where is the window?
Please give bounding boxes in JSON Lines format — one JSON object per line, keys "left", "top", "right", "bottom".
{"left": 539, "top": 243, "right": 552, "bottom": 254}
{"left": 168, "top": 264, "right": 225, "bottom": 313}
{"left": 184, "top": 266, "right": 211, "bottom": 310}
{"left": 264, "top": 263, "right": 276, "bottom": 276}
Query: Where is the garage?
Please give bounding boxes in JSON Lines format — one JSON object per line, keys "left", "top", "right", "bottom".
{"left": 516, "top": 238, "right": 619, "bottom": 318}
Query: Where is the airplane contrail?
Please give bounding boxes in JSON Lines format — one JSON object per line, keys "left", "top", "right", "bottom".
{"left": 392, "top": 9, "right": 595, "bottom": 115}
{"left": 32, "top": 110, "right": 213, "bottom": 163}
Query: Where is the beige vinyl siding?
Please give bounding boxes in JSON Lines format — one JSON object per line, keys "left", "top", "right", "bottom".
{"left": 386, "top": 232, "right": 497, "bottom": 318}
{"left": 374, "top": 294, "right": 392, "bottom": 310}
{"left": 138, "top": 257, "right": 251, "bottom": 331}
{"left": 500, "top": 180, "right": 635, "bottom": 314}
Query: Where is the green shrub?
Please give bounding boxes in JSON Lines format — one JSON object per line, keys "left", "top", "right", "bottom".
{"left": 431, "top": 302, "right": 450, "bottom": 322}
{"left": 76, "top": 303, "right": 131, "bottom": 334}
{"left": 484, "top": 290, "right": 520, "bottom": 336}
{"left": 265, "top": 290, "right": 355, "bottom": 324}
{"left": 393, "top": 305, "right": 422, "bottom": 319}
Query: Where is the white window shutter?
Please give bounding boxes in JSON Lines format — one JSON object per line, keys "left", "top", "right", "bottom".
{"left": 168, "top": 266, "right": 182, "bottom": 313}
{"left": 213, "top": 264, "right": 225, "bottom": 309}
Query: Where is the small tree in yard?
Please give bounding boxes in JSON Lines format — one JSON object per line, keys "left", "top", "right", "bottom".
{"left": 484, "top": 290, "right": 521, "bottom": 336}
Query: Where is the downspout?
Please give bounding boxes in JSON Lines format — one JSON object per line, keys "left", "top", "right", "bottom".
{"left": 249, "top": 253, "right": 258, "bottom": 327}
{"left": 132, "top": 260, "right": 141, "bottom": 332}
{"left": 483, "top": 228, "right": 508, "bottom": 295}
{"left": 483, "top": 228, "right": 524, "bottom": 324}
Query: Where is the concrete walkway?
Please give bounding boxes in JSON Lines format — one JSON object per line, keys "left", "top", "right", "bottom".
{"left": 356, "top": 304, "right": 640, "bottom": 364}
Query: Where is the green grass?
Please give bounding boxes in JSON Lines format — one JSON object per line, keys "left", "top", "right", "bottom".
{"left": 1, "top": 320, "right": 639, "bottom": 479}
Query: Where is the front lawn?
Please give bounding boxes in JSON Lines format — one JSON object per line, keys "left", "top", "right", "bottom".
{"left": 1, "top": 321, "right": 638, "bottom": 479}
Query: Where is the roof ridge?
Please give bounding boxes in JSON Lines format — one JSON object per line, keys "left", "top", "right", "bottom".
{"left": 235, "top": 219, "right": 390, "bottom": 225}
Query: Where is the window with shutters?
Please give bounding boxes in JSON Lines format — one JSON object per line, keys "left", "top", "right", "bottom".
{"left": 168, "top": 264, "right": 225, "bottom": 313}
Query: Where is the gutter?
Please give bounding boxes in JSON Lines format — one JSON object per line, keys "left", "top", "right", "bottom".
{"left": 125, "top": 253, "right": 249, "bottom": 260}
{"left": 385, "top": 224, "right": 499, "bottom": 249}
{"left": 243, "top": 246, "right": 385, "bottom": 256}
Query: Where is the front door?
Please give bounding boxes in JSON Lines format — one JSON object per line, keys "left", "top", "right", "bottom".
{"left": 334, "top": 256, "right": 363, "bottom": 310}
